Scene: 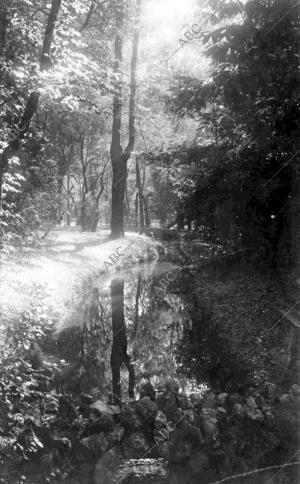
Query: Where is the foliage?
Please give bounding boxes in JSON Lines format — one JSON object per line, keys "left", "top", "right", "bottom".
{"left": 0, "top": 293, "right": 60, "bottom": 472}
{"left": 177, "top": 266, "right": 285, "bottom": 390}
{"left": 159, "top": 0, "right": 300, "bottom": 269}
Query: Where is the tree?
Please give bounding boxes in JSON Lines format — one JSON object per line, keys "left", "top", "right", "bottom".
{"left": 110, "top": 278, "right": 135, "bottom": 403}
{"left": 110, "top": 0, "right": 142, "bottom": 239}
{"left": 162, "top": 0, "right": 300, "bottom": 269}
{"left": 78, "top": 125, "right": 109, "bottom": 231}
{"left": 0, "top": 0, "right": 62, "bottom": 201}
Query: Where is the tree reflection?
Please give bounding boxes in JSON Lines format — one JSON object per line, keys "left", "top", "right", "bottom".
{"left": 111, "top": 278, "right": 135, "bottom": 403}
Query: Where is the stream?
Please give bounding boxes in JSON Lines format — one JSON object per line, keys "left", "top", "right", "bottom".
{"left": 29, "top": 239, "right": 300, "bottom": 483}
{"left": 52, "top": 241, "right": 212, "bottom": 483}
{"left": 58, "top": 240, "right": 202, "bottom": 398}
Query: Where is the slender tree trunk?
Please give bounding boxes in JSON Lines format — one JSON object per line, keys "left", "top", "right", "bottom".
{"left": 66, "top": 175, "right": 71, "bottom": 226}
{"left": 136, "top": 157, "right": 145, "bottom": 233}
{"left": 135, "top": 193, "right": 139, "bottom": 229}
{"left": 90, "top": 159, "right": 108, "bottom": 232}
{"left": 110, "top": 0, "right": 142, "bottom": 239}
{"left": 110, "top": 1, "right": 125, "bottom": 239}
{"left": 0, "top": 1, "right": 8, "bottom": 61}
{"left": 143, "top": 194, "right": 150, "bottom": 228}
{"left": 0, "top": 0, "right": 61, "bottom": 200}
{"left": 79, "top": 135, "right": 90, "bottom": 231}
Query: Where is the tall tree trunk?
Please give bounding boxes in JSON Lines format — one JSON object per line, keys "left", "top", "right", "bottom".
{"left": 66, "top": 175, "right": 71, "bottom": 226}
{"left": 79, "top": 135, "right": 90, "bottom": 231}
{"left": 110, "top": 278, "right": 135, "bottom": 404}
{"left": 91, "top": 157, "right": 109, "bottom": 232}
{"left": 0, "top": 0, "right": 61, "bottom": 200}
{"left": 110, "top": 0, "right": 142, "bottom": 239}
{"left": 136, "top": 157, "right": 145, "bottom": 233}
{"left": 90, "top": 187, "right": 104, "bottom": 232}
{"left": 0, "top": 1, "right": 8, "bottom": 61}
{"left": 110, "top": 1, "right": 125, "bottom": 239}
{"left": 143, "top": 194, "right": 150, "bottom": 228}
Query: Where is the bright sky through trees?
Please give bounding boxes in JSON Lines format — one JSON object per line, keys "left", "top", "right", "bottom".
{"left": 140, "top": 0, "right": 211, "bottom": 77}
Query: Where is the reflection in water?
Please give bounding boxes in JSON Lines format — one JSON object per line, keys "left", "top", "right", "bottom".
{"left": 111, "top": 278, "right": 135, "bottom": 403}
{"left": 27, "top": 248, "right": 300, "bottom": 482}
{"left": 55, "top": 259, "right": 299, "bottom": 398}
{"left": 56, "top": 262, "right": 197, "bottom": 397}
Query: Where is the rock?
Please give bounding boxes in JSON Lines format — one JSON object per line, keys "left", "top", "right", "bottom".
{"left": 245, "top": 387, "right": 260, "bottom": 398}
{"left": 156, "top": 390, "right": 178, "bottom": 421}
{"left": 51, "top": 436, "right": 72, "bottom": 451}
{"left": 263, "top": 382, "right": 277, "bottom": 402}
{"left": 188, "top": 450, "right": 209, "bottom": 474}
{"left": 106, "top": 424, "right": 125, "bottom": 446}
{"left": 183, "top": 409, "right": 195, "bottom": 424}
{"left": 228, "top": 393, "right": 244, "bottom": 405}
{"left": 217, "top": 393, "right": 228, "bottom": 406}
{"left": 121, "top": 432, "right": 149, "bottom": 459}
{"left": 165, "top": 378, "right": 179, "bottom": 394}
{"left": 278, "top": 393, "right": 290, "bottom": 404}
{"left": 201, "top": 408, "right": 216, "bottom": 419}
{"left": 120, "top": 403, "right": 142, "bottom": 430}
{"left": 178, "top": 395, "right": 193, "bottom": 410}
{"left": 97, "top": 413, "right": 115, "bottom": 432}
{"left": 40, "top": 452, "right": 54, "bottom": 472}
{"left": 264, "top": 410, "right": 275, "bottom": 425}
{"left": 139, "top": 382, "right": 156, "bottom": 401}
{"left": 202, "top": 393, "right": 217, "bottom": 409}
{"left": 208, "top": 450, "right": 230, "bottom": 473}
{"left": 154, "top": 411, "right": 168, "bottom": 431}
{"left": 245, "top": 406, "right": 264, "bottom": 421}
{"left": 232, "top": 403, "right": 246, "bottom": 417}
{"left": 58, "top": 395, "right": 78, "bottom": 422}
{"left": 90, "top": 400, "right": 120, "bottom": 418}
{"left": 136, "top": 396, "right": 158, "bottom": 424}
{"left": 167, "top": 422, "right": 203, "bottom": 464}
{"left": 190, "top": 393, "right": 203, "bottom": 409}
{"left": 289, "top": 384, "right": 300, "bottom": 397}
{"left": 254, "top": 394, "right": 266, "bottom": 408}
{"left": 216, "top": 407, "right": 227, "bottom": 418}
{"left": 246, "top": 397, "right": 257, "bottom": 409}
{"left": 171, "top": 407, "right": 185, "bottom": 423}
{"left": 168, "top": 436, "right": 193, "bottom": 464}
{"left": 84, "top": 415, "right": 112, "bottom": 438}
{"left": 81, "top": 432, "right": 108, "bottom": 458}
{"left": 167, "top": 464, "right": 193, "bottom": 484}
{"left": 93, "top": 447, "right": 121, "bottom": 484}
{"left": 156, "top": 440, "right": 169, "bottom": 459}
{"left": 80, "top": 394, "right": 93, "bottom": 417}
{"left": 201, "top": 409, "right": 218, "bottom": 442}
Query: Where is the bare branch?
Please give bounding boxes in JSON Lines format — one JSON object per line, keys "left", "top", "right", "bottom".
{"left": 125, "top": 0, "right": 142, "bottom": 157}
{"left": 79, "top": 0, "right": 95, "bottom": 33}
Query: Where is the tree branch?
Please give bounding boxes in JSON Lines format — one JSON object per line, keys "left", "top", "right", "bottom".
{"left": 125, "top": 0, "right": 142, "bottom": 157}
{"left": 79, "top": 0, "right": 95, "bottom": 32}
{"left": 40, "top": 0, "right": 62, "bottom": 70}
{"left": 96, "top": 156, "right": 109, "bottom": 206}
{"left": 0, "top": 0, "right": 62, "bottom": 195}
{"left": 80, "top": 135, "right": 89, "bottom": 196}
{"left": 110, "top": 2, "right": 124, "bottom": 163}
